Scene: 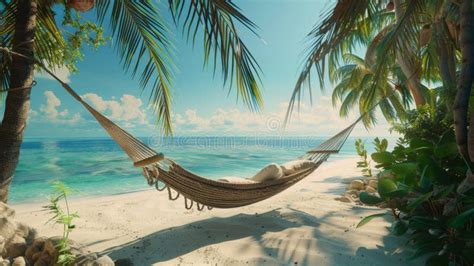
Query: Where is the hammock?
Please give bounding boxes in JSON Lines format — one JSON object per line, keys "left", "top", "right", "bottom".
{"left": 63, "top": 80, "right": 360, "bottom": 210}
{"left": 2, "top": 47, "right": 361, "bottom": 210}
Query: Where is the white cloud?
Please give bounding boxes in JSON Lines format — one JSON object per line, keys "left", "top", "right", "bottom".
{"left": 171, "top": 96, "right": 397, "bottom": 137}
{"left": 37, "top": 65, "right": 71, "bottom": 83}
{"left": 36, "top": 90, "right": 82, "bottom": 124}
{"left": 29, "top": 90, "right": 396, "bottom": 137}
{"left": 82, "top": 93, "right": 149, "bottom": 128}
{"left": 40, "top": 91, "right": 68, "bottom": 119}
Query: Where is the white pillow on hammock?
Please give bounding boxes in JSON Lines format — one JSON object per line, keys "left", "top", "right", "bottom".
{"left": 250, "top": 163, "right": 284, "bottom": 182}
{"left": 217, "top": 176, "right": 257, "bottom": 184}
{"left": 280, "top": 159, "right": 317, "bottom": 176}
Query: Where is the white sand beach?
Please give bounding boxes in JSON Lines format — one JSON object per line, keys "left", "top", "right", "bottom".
{"left": 12, "top": 158, "right": 421, "bottom": 265}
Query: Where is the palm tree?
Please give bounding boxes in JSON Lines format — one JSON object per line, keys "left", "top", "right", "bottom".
{"left": 286, "top": 1, "right": 431, "bottom": 121}
{"left": 0, "top": 0, "right": 263, "bottom": 203}
{"left": 330, "top": 53, "right": 411, "bottom": 127}
{"left": 287, "top": 0, "right": 474, "bottom": 162}
{"left": 288, "top": 0, "right": 457, "bottom": 119}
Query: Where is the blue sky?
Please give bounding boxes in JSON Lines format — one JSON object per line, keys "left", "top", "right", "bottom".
{"left": 4, "top": 0, "right": 393, "bottom": 138}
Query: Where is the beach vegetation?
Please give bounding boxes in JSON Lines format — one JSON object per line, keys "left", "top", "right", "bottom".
{"left": 357, "top": 106, "right": 474, "bottom": 265}
{"left": 288, "top": 1, "right": 474, "bottom": 264}
{"left": 355, "top": 137, "right": 390, "bottom": 177}
{"left": 355, "top": 139, "right": 373, "bottom": 177}
{"left": 43, "top": 181, "right": 79, "bottom": 266}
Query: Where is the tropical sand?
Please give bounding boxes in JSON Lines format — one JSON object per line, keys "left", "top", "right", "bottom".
{"left": 12, "top": 158, "right": 421, "bottom": 265}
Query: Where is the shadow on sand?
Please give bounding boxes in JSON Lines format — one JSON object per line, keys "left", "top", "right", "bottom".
{"left": 103, "top": 209, "right": 308, "bottom": 264}
{"left": 101, "top": 206, "right": 421, "bottom": 265}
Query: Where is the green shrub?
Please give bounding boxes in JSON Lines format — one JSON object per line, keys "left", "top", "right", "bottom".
{"left": 43, "top": 181, "right": 79, "bottom": 266}
{"left": 355, "top": 137, "right": 390, "bottom": 178}
{"left": 355, "top": 139, "right": 373, "bottom": 177}
{"left": 357, "top": 106, "right": 474, "bottom": 265}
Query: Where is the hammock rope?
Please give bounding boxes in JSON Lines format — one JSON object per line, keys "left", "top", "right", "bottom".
{"left": 1, "top": 47, "right": 368, "bottom": 210}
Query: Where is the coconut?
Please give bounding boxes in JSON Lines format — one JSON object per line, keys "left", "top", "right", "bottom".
{"left": 386, "top": 1, "right": 394, "bottom": 11}
{"left": 419, "top": 24, "right": 432, "bottom": 47}
{"left": 68, "top": 0, "right": 94, "bottom": 12}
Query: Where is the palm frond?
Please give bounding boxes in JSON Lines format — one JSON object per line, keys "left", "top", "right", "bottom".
{"left": 368, "top": 0, "right": 426, "bottom": 108}
{"left": 286, "top": 0, "right": 377, "bottom": 124}
{"left": 1, "top": 1, "right": 67, "bottom": 96}
{"left": 329, "top": 49, "right": 411, "bottom": 128}
{"left": 390, "top": 65, "right": 413, "bottom": 107}
{"left": 420, "top": 37, "right": 441, "bottom": 83}
{"left": 35, "top": 3, "right": 68, "bottom": 69}
{"left": 96, "top": 0, "right": 175, "bottom": 135}
{"left": 0, "top": 0, "right": 15, "bottom": 97}
{"left": 339, "top": 89, "right": 361, "bottom": 117}
{"left": 387, "top": 89, "right": 407, "bottom": 120}
{"left": 168, "top": 0, "right": 263, "bottom": 111}
{"left": 365, "top": 25, "right": 391, "bottom": 68}
{"left": 330, "top": 64, "right": 356, "bottom": 84}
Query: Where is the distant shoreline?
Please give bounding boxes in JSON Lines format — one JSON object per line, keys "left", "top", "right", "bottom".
{"left": 23, "top": 135, "right": 400, "bottom": 141}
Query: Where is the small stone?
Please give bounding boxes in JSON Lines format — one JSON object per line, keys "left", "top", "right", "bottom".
{"left": 31, "top": 253, "right": 41, "bottom": 263}
{"left": 43, "top": 239, "right": 57, "bottom": 255}
{"left": 346, "top": 189, "right": 359, "bottom": 196}
{"left": 33, "top": 258, "right": 48, "bottom": 266}
{"left": 0, "top": 236, "right": 5, "bottom": 255}
{"left": 368, "top": 180, "right": 378, "bottom": 189}
{"left": 0, "top": 217, "right": 17, "bottom": 245}
{"left": 6, "top": 235, "right": 26, "bottom": 259}
{"left": 14, "top": 223, "right": 36, "bottom": 243}
{"left": 0, "top": 203, "right": 15, "bottom": 219}
{"left": 349, "top": 193, "right": 360, "bottom": 199}
{"left": 0, "top": 256, "right": 10, "bottom": 266}
{"left": 365, "top": 186, "right": 377, "bottom": 193}
{"left": 30, "top": 238, "right": 46, "bottom": 250}
{"left": 93, "top": 255, "right": 115, "bottom": 266}
{"left": 11, "top": 257, "right": 25, "bottom": 266}
{"left": 25, "top": 246, "right": 39, "bottom": 263}
{"left": 335, "top": 196, "right": 351, "bottom": 203}
{"left": 44, "top": 237, "right": 97, "bottom": 265}
{"left": 31, "top": 239, "right": 58, "bottom": 266}
{"left": 349, "top": 180, "right": 365, "bottom": 190}
{"left": 38, "top": 252, "right": 53, "bottom": 266}
{"left": 0, "top": 258, "right": 10, "bottom": 266}
{"left": 25, "top": 238, "right": 46, "bottom": 264}
{"left": 49, "top": 236, "right": 87, "bottom": 255}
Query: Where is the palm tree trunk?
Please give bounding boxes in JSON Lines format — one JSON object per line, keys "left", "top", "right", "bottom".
{"left": 454, "top": 0, "right": 474, "bottom": 160}
{"left": 393, "top": 0, "right": 426, "bottom": 107}
{"left": 0, "top": 0, "right": 37, "bottom": 203}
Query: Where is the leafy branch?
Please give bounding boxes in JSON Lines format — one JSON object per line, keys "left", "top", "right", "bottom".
{"left": 355, "top": 138, "right": 373, "bottom": 177}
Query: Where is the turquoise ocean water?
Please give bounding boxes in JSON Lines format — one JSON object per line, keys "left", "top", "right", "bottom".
{"left": 10, "top": 136, "right": 396, "bottom": 203}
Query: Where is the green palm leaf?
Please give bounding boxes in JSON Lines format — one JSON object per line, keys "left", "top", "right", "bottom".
{"left": 168, "top": 0, "right": 263, "bottom": 111}
{"left": 96, "top": 0, "right": 175, "bottom": 135}
{"left": 285, "top": 0, "right": 377, "bottom": 123}
{"left": 1, "top": 1, "right": 67, "bottom": 96}
{"left": 287, "top": 0, "right": 430, "bottom": 125}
